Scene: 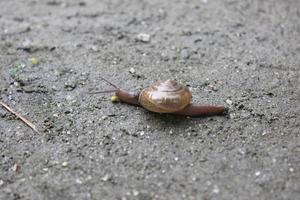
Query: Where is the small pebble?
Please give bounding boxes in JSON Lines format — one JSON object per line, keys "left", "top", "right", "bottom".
{"left": 238, "top": 149, "right": 245, "bottom": 155}
{"left": 255, "top": 171, "right": 261, "bottom": 176}
{"left": 90, "top": 45, "right": 98, "bottom": 52}
{"left": 226, "top": 99, "right": 233, "bottom": 105}
{"left": 66, "top": 95, "right": 76, "bottom": 103}
{"left": 132, "top": 189, "right": 139, "bottom": 196}
{"left": 62, "top": 161, "right": 68, "bottom": 167}
{"left": 212, "top": 185, "right": 220, "bottom": 194}
{"left": 111, "top": 95, "right": 119, "bottom": 102}
{"left": 0, "top": 109, "right": 6, "bottom": 118}
{"left": 64, "top": 80, "right": 77, "bottom": 91}
{"left": 136, "top": 33, "right": 150, "bottom": 42}
{"left": 42, "top": 168, "right": 49, "bottom": 172}
{"left": 29, "top": 58, "right": 40, "bottom": 65}
{"left": 180, "top": 49, "right": 190, "bottom": 59}
{"left": 101, "top": 174, "right": 110, "bottom": 181}
{"left": 129, "top": 67, "right": 136, "bottom": 74}
{"left": 160, "top": 52, "right": 169, "bottom": 61}
{"left": 12, "top": 164, "right": 21, "bottom": 172}
{"left": 101, "top": 116, "right": 108, "bottom": 120}
{"left": 29, "top": 57, "right": 39, "bottom": 65}
{"left": 0, "top": 179, "right": 4, "bottom": 186}
{"left": 76, "top": 178, "right": 83, "bottom": 184}
{"left": 208, "top": 84, "right": 218, "bottom": 91}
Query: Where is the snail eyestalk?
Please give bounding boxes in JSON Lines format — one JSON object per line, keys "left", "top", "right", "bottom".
{"left": 88, "top": 76, "right": 120, "bottom": 94}
{"left": 99, "top": 76, "right": 119, "bottom": 89}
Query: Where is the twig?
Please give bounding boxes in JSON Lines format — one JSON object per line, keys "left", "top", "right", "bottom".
{"left": 0, "top": 100, "right": 39, "bottom": 133}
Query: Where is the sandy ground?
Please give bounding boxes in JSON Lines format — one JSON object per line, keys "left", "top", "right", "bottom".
{"left": 0, "top": 0, "right": 299, "bottom": 199}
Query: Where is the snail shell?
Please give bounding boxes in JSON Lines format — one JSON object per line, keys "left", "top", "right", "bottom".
{"left": 138, "top": 80, "right": 192, "bottom": 113}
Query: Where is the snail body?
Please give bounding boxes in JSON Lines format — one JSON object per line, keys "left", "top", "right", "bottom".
{"left": 93, "top": 78, "right": 227, "bottom": 117}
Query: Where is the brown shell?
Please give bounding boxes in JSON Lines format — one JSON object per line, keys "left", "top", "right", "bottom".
{"left": 138, "top": 80, "right": 192, "bottom": 113}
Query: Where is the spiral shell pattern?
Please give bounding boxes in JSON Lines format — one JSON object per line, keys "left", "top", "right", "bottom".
{"left": 138, "top": 80, "right": 192, "bottom": 113}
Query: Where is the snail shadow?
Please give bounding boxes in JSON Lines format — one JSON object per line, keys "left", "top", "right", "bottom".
{"left": 144, "top": 110, "right": 214, "bottom": 128}
{"left": 147, "top": 112, "right": 190, "bottom": 125}
{"left": 143, "top": 109, "right": 228, "bottom": 132}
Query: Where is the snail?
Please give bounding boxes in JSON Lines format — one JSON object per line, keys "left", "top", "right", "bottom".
{"left": 91, "top": 77, "right": 227, "bottom": 117}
